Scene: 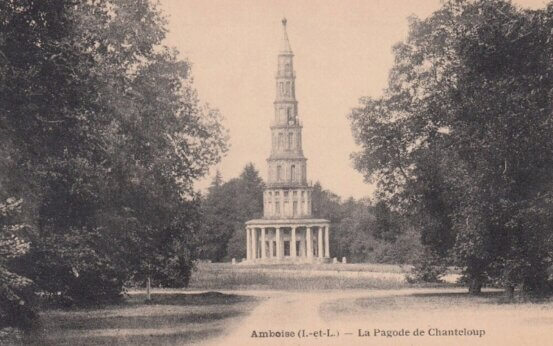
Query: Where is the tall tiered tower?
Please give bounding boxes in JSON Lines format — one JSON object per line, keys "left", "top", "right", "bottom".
{"left": 264, "top": 18, "right": 312, "bottom": 219}
{"left": 245, "top": 19, "right": 330, "bottom": 264}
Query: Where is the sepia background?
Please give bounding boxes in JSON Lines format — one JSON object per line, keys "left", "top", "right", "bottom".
{"left": 2, "top": 0, "right": 553, "bottom": 344}
{"left": 160, "top": 0, "right": 548, "bottom": 199}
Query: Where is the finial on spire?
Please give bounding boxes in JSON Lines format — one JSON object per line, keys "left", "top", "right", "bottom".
{"left": 280, "top": 17, "right": 292, "bottom": 53}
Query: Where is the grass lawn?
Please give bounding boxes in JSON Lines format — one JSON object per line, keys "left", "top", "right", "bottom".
{"left": 234, "top": 262, "right": 412, "bottom": 273}
{"left": 321, "top": 291, "right": 509, "bottom": 317}
{"left": 7, "top": 263, "right": 462, "bottom": 345}
{"left": 319, "top": 290, "right": 553, "bottom": 345}
{"left": 187, "top": 262, "right": 456, "bottom": 290}
{"left": 321, "top": 290, "right": 553, "bottom": 315}
{"left": 21, "top": 292, "right": 261, "bottom": 346}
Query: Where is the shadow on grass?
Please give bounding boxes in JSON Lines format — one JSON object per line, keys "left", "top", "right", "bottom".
{"left": 26, "top": 328, "right": 223, "bottom": 346}
{"left": 133, "top": 291, "right": 256, "bottom": 305}
{"left": 410, "top": 291, "right": 553, "bottom": 304}
{"left": 352, "top": 291, "right": 506, "bottom": 310}
{"left": 27, "top": 292, "right": 260, "bottom": 346}
{"left": 323, "top": 290, "right": 553, "bottom": 319}
{"left": 41, "top": 291, "right": 255, "bottom": 312}
{"left": 410, "top": 291, "right": 502, "bottom": 299}
{"left": 321, "top": 291, "right": 517, "bottom": 317}
{"left": 50, "top": 310, "right": 242, "bottom": 331}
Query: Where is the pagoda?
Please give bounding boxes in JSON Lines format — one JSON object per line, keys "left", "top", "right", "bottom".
{"left": 244, "top": 19, "right": 330, "bottom": 263}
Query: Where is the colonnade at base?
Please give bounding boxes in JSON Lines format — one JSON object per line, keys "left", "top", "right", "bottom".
{"left": 245, "top": 224, "right": 330, "bottom": 261}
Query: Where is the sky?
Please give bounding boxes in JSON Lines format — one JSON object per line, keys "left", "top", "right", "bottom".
{"left": 159, "top": 0, "right": 548, "bottom": 200}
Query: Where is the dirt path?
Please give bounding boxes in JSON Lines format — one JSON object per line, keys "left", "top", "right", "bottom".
{"left": 202, "top": 288, "right": 453, "bottom": 346}
{"left": 201, "top": 288, "right": 551, "bottom": 346}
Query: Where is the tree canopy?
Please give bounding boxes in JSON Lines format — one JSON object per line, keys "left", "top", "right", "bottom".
{"left": 200, "top": 163, "right": 265, "bottom": 261}
{"left": 0, "top": 0, "right": 228, "bottom": 325}
{"left": 312, "top": 183, "right": 420, "bottom": 264}
{"left": 350, "top": 0, "right": 553, "bottom": 294}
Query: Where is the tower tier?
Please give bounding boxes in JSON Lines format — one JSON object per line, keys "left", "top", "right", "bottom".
{"left": 263, "top": 187, "right": 313, "bottom": 218}
{"left": 263, "top": 18, "right": 312, "bottom": 219}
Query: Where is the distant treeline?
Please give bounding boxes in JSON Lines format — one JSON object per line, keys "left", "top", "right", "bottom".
{"left": 198, "top": 164, "right": 422, "bottom": 265}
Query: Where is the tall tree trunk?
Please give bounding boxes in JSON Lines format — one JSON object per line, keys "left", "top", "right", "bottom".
{"left": 504, "top": 285, "right": 515, "bottom": 300}
{"left": 468, "top": 277, "right": 482, "bottom": 295}
{"left": 146, "top": 276, "right": 151, "bottom": 301}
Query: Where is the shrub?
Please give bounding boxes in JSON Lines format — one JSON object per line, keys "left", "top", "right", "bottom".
{"left": 0, "top": 198, "right": 38, "bottom": 330}
{"left": 406, "top": 250, "right": 448, "bottom": 283}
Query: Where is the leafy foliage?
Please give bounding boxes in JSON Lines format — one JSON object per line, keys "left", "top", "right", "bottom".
{"left": 350, "top": 0, "right": 553, "bottom": 294}
{"left": 199, "top": 169, "right": 420, "bottom": 264}
{"left": 200, "top": 164, "right": 264, "bottom": 261}
{"left": 0, "top": 198, "right": 36, "bottom": 330}
{"left": 313, "top": 182, "right": 421, "bottom": 264}
{"left": 0, "top": 0, "right": 228, "bottom": 307}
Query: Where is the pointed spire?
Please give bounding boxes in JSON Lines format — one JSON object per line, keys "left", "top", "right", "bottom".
{"left": 280, "top": 17, "right": 292, "bottom": 53}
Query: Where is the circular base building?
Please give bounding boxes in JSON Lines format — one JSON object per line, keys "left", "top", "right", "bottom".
{"left": 244, "top": 19, "right": 330, "bottom": 263}
{"left": 245, "top": 219, "right": 330, "bottom": 263}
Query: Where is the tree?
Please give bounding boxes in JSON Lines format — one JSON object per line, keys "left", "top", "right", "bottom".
{"left": 1, "top": 0, "right": 228, "bottom": 305}
{"left": 371, "top": 200, "right": 403, "bottom": 242}
{"left": 333, "top": 200, "right": 374, "bottom": 262}
{"left": 349, "top": 0, "right": 553, "bottom": 295}
{"left": 311, "top": 182, "right": 420, "bottom": 264}
{"left": 130, "top": 198, "right": 203, "bottom": 296}
{"left": 0, "top": 198, "right": 36, "bottom": 330}
{"left": 224, "top": 164, "right": 265, "bottom": 260}
{"left": 200, "top": 163, "right": 264, "bottom": 261}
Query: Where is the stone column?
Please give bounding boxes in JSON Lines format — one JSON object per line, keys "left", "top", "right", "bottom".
{"left": 261, "top": 228, "right": 266, "bottom": 259}
{"left": 291, "top": 227, "right": 297, "bottom": 258}
{"left": 306, "top": 226, "right": 313, "bottom": 258}
{"left": 276, "top": 227, "right": 282, "bottom": 258}
{"left": 251, "top": 228, "right": 257, "bottom": 259}
{"left": 324, "top": 225, "right": 330, "bottom": 258}
{"left": 246, "top": 227, "right": 251, "bottom": 260}
{"left": 318, "top": 226, "right": 324, "bottom": 258}
{"left": 269, "top": 229, "right": 274, "bottom": 258}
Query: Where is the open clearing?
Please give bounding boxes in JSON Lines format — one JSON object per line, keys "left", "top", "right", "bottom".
{"left": 23, "top": 292, "right": 261, "bottom": 345}
{"left": 187, "top": 262, "right": 460, "bottom": 290}
{"left": 207, "top": 288, "right": 553, "bottom": 346}
{"left": 18, "top": 263, "right": 553, "bottom": 345}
